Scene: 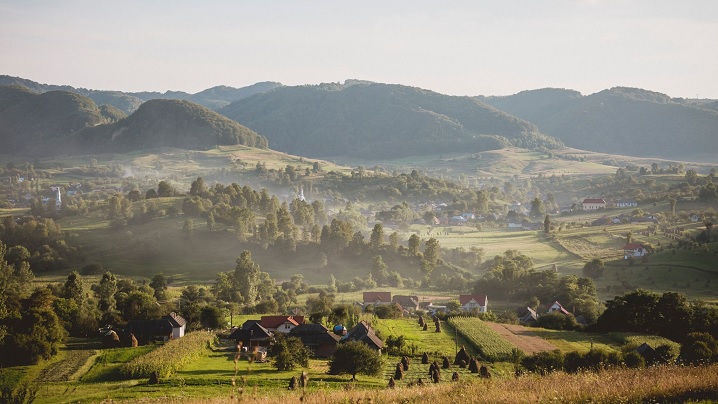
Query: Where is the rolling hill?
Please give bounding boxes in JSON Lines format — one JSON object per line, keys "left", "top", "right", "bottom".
{"left": 77, "top": 99, "right": 268, "bottom": 153}
{"left": 0, "top": 75, "right": 282, "bottom": 114}
{"left": 218, "top": 81, "right": 561, "bottom": 159}
{"left": 0, "top": 86, "right": 125, "bottom": 156}
{"left": 0, "top": 86, "right": 267, "bottom": 156}
{"left": 480, "top": 87, "right": 718, "bottom": 161}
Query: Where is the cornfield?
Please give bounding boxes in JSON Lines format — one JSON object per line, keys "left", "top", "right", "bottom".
{"left": 448, "top": 317, "right": 517, "bottom": 361}
{"left": 119, "top": 331, "right": 216, "bottom": 379}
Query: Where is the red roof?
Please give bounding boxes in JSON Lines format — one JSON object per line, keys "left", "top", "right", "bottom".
{"left": 363, "top": 292, "right": 391, "bottom": 303}
{"left": 259, "top": 315, "right": 303, "bottom": 329}
{"left": 623, "top": 243, "right": 644, "bottom": 250}
{"left": 459, "top": 294, "right": 487, "bottom": 306}
{"left": 550, "top": 301, "right": 572, "bottom": 316}
{"left": 583, "top": 198, "right": 606, "bottom": 204}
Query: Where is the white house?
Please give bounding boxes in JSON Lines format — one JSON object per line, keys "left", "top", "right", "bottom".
{"left": 165, "top": 312, "right": 187, "bottom": 339}
{"left": 459, "top": 294, "right": 488, "bottom": 313}
{"left": 623, "top": 243, "right": 648, "bottom": 258}
{"left": 259, "top": 315, "right": 304, "bottom": 334}
{"left": 615, "top": 199, "right": 638, "bottom": 208}
{"left": 582, "top": 198, "right": 607, "bottom": 210}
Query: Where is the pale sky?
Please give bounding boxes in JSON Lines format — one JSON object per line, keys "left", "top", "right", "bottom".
{"left": 1, "top": 1, "right": 717, "bottom": 98}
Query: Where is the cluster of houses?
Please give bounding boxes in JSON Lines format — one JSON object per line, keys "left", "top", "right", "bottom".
{"left": 101, "top": 312, "right": 188, "bottom": 347}
{"left": 580, "top": 198, "right": 638, "bottom": 210}
{"left": 227, "top": 315, "right": 384, "bottom": 358}
{"left": 520, "top": 301, "right": 576, "bottom": 325}
{"left": 361, "top": 292, "right": 488, "bottom": 315}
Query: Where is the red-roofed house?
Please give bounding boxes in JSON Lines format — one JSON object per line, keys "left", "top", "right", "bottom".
{"left": 459, "top": 294, "right": 488, "bottom": 313}
{"left": 623, "top": 243, "right": 648, "bottom": 259}
{"left": 582, "top": 198, "right": 607, "bottom": 210}
{"left": 548, "top": 301, "right": 572, "bottom": 316}
{"left": 259, "top": 315, "right": 304, "bottom": 333}
{"left": 363, "top": 292, "right": 392, "bottom": 306}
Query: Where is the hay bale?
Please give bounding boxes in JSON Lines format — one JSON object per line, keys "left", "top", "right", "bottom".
{"left": 431, "top": 368, "right": 440, "bottom": 383}
{"left": 394, "top": 363, "right": 404, "bottom": 380}
{"left": 435, "top": 322, "right": 441, "bottom": 333}
{"left": 428, "top": 362, "right": 436, "bottom": 376}
{"left": 451, "top": 372, "right": 459, "bottom": 382}
{"left": 442, "top": 356, "right": 450, "bottom": 369}
{"left": 423, "top": 323, "right": 428, "bottom": 331}
{"left": 418, "top": 316, "right": 425, "bottom": 326}
{"left": 388, "top": 377, "right": 396, "bottom": 389}
{"left": 421, "top": 352, "right": 429, "bottom": 364}
{"left": 401, "top": 356, "right": 410, "bottom": 371}
{"left": 130, "top": 333, "right": 138, "bottom": 348}
{"left": 469, "top": 358, "right": 480, "bottom": 373}
{"left": 148, "top": 371, "right": 159, "bottom": 385}
{"left": 480, "top": 366, "right": 491, "bottom": 379}
{"left": 299, "top": 371, "right": 309, "bottom": 388}
{"left": 459, "top": 360, "right": 467, "bottom": 369}
{"left": 417, "top": 378, "right": 424, "bottom": 386}
{"left": 454, "top": 346, "right": 470, "bottom": 365}
{"left": 289, "top": 376, "right": 298, "bottom": 390}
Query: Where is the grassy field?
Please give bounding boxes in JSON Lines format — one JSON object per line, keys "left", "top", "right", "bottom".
{"left": 447, "top": 317, "right": 518, "bottom": 361}
{"left": 370, "top": 317, "right": 477, "bottom": 359}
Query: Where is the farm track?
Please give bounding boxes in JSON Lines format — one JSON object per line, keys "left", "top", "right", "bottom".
{"left": 483, "top": 322, "right": 557, "bottom": 354}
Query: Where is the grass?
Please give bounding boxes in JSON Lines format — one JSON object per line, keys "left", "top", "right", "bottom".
{"left": 81, "top": 345, "right": 158, "bottom": 382}
{"left": 371, "top": 317, "right": 477, "bottom": 359}
{"left": 159, "top": 363, "right": 718, "bottom": 403}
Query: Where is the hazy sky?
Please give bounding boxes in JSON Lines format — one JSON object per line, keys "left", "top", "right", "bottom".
{"left": 1, "top": 1, "right": 717, "bottom": 98}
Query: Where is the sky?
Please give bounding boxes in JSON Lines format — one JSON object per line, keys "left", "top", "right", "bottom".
{"left": 1, "top": 1, "right": 717, "bottom": 98}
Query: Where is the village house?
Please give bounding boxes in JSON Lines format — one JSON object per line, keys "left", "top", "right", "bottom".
{"left": 229, "top": 320, "right": 274, "bottom": 349}
{"left": 519, "top": 307, "right": 539, "bottom": 325}
{"left": 449, "top": 215, "right": 468, "bottom": 226}
{"left": 259, "top": 315, "right": 304, "bottom": 333}
{"left": 392, "top": 295, "right": 420, "bottom": 312}
{"left": 126, "top": 312, "right": 187, "bottom": 345}
{"left": 615, "top": 199, "right": 638, "bottom": 208}
{"left": 341, "top": 321, "right": 384, "bottom": 353}
{"left": 288, "top": 323, "right": 341, "bottom": 357}
{"left": 582, "top": 198, "right": 607, "bottom": 210}
{"left": 547, "top": 301, "right": 572, "bottom": 316}
{"left": 459, "top": 294, "right": 488, "bottom": 313}
{"left": 362, "top": 291, "right": 392, "bottom": 306}
{"left": 623, "top": 242, "right": 648, "bottom": 258}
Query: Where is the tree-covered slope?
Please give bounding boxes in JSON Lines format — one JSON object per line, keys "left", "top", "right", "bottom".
{"left": 78, "top": 99, "right": 268, "bottom": 153}
{"left": 481, "top": 87, "right": 718, "bottom": 160}
{"left": 0, "top": 75, "right": 282, "bottom": 114}
{"left": 218, "top": 82, "right": 560, "bottom": 159}
{"left": 0, "top": 86, "right": 124, "bottom": 156}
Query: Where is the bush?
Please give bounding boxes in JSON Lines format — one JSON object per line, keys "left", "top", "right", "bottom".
{"left": 521, "top": 350, "right": 564, "bottom": 375}
{"left": 273, "top": 335, "right": 311, "bottom": 371}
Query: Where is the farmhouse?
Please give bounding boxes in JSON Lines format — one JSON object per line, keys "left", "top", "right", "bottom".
{"left": 229, "top": 320, "right": 273, "bottom": 348}
{"left": 459, "top": 294, "right": 488, "bottom": 313}
{"left": 548, "top": 301, "right": 572, "bottom": 316}
{"left": 392, "top": 295, "right": 420, "bottom": 312}
{"left": 126, "top": 312, "right": 187, "bottom": 345}
{"left": 289, "top": 323, "right": 340, "bottom": 357}
{"left": 615, "top": 199, "right": 638, "bottom": 208}
{"left": 519, "top": 307, "right": 539, "bottom": 325}
{"left": 623, "top": 243, "right": 648, "bottom": 258}
{"left": 259, "top": 315, "right": 304, "bottom": 333}
{"left": 363, "top": 291, "right": 392, "bottom": 306}
{"left": 582, "top": 198, "right": 607, "bottom": 210}
{"left": 342, "top": 321, "right": 384, "bottom": 353}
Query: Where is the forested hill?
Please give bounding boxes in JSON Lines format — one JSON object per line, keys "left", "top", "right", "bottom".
{"left": 218, "top": 82, "right": 562, "bottom": 159}
{"left": 0, "top": 75, "right": 282, "bottom": 114}
{"left": 0, "top": 85, "right": 267, "bottom": 156}
{"left": 77, "top": 99, "right": 268, "bottom": 153}
{"left": 480, "top": 87, "right": 718, "bottom": 160}
{"left": 0, "top": 86, "right": 125, "bottom": 156}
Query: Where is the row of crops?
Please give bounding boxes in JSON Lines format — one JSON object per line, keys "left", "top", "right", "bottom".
{"left": 447, "top": 317, "right": 517, "bottom": 361}
{"left": 120, "top": 331, "right": 216, "bottom": 378}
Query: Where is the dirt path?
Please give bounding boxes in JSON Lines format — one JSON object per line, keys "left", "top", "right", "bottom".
{"left": 484, "top": 322, "right": 558, "bottom": 354}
